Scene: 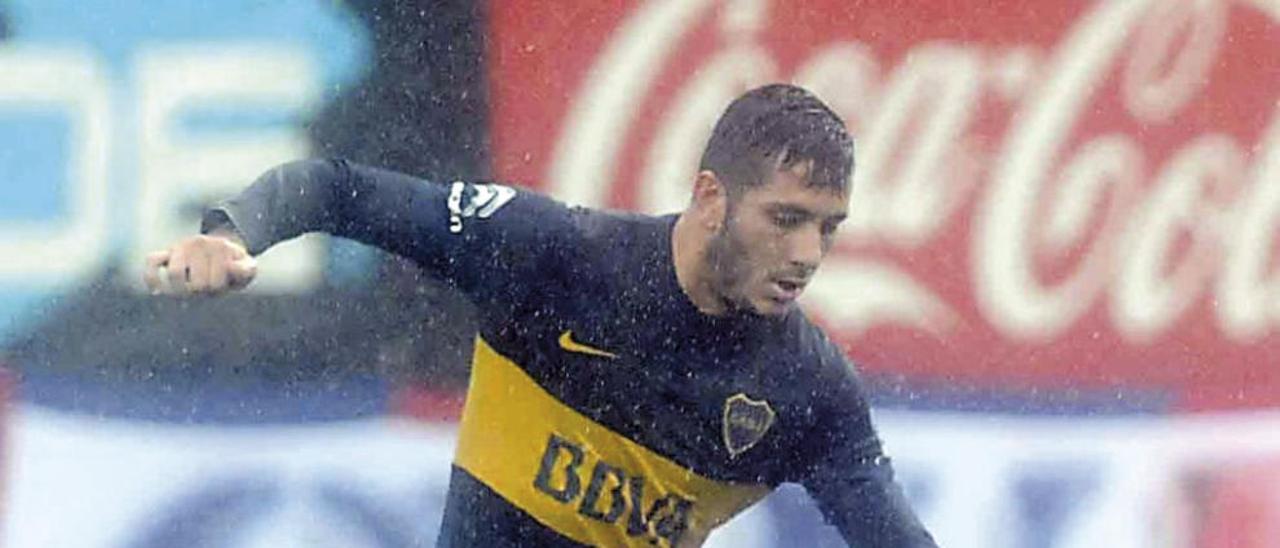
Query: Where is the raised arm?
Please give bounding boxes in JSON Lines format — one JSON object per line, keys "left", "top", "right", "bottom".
{"left": 202, "top": 158, "right": 507, "bottom": 260}
{"left": 145, "top": 158, "right": 578, "bottom": 303}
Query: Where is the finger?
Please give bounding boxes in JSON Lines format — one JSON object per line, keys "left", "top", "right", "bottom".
{"left": 186, "top": 250, "right": 211, "bottom": 293}
{"left": 166, "top": 246, "right": 189, "bottom": 294}
{"left": 228, "top": 241, "right": 250, "bottom": 261}
{"left": 143, "top": 250, "right": 171, "bottom": 292}
{"left": 228, "top": 256, "right": 257, "bottom": 289}
{"left": 207, "top": 249, "right": 229, "bottom": 293}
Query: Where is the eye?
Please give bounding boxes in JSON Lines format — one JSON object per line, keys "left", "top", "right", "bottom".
{"left": 772, "top": 212, "right": 804, "bottom": 229}
{"left": 820, "top": 219, "right": 842, "bottom": 237}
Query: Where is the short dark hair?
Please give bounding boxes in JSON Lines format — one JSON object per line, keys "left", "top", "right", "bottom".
{"left": 699, "top": 84, "right": 854, "bottom": 195}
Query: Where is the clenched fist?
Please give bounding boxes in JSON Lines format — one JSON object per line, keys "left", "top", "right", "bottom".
{"left": 143, "top": 232, "right": 258, "bottom": 295}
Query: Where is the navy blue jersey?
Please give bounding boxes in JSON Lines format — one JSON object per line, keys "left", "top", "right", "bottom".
{"left": 203, "top": 159, "right": 936, "bottom": 547}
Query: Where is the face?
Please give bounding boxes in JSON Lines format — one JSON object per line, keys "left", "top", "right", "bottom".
{"left": 705, "top": 162, "right": 849, "bottom": 316}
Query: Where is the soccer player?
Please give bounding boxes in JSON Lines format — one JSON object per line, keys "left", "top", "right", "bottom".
{"left": 144, "top": 84, "right": 937, "bottom": 547}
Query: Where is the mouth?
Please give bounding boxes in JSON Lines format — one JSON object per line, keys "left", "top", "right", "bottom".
{"left": 769, "top": 277, "right": 807, "bottom": 303}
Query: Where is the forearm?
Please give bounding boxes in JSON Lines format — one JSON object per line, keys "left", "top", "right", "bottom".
{"left": 201, "top": 159, "right": 342, "bottom": 254}
{"left": 199, "top": 158, "right": 575, "bottom": 306}
{"left": 201, "top": 159, "right": 451, "bottom": 260}
{"left": 808, "top": 459, "right": 937, "bottom": 548}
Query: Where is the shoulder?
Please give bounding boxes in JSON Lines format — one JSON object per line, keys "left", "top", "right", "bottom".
{"left": 571, "top": 207, "right": 671, "bottom": 247}
{"left": 782, "top": 312, "right": 855, "bottom": 379}
{"left": 559, "top": 207, "right": 673, "bottom": 272}
{"left": 449, "top": 184, "right": 665, "bottom": 253}
{"left": 486, "top": 185, "right": 667, "bottom": 245}
{"left": 767, "top": 313, "right": 883, "bottom": 478}
{"left": 779, "top": 312, "right": 872, "bottom": 412}
{"left": 490, "top": 194, "right": 671, "bottom": 287}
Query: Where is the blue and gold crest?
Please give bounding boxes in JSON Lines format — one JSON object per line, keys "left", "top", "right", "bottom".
{"left": 722, "top": 393, "right": 776, "bottom": 458}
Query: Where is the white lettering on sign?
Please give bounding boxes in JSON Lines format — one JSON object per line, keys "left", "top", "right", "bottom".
{"left": 0, "top": 47, "right": 110, "bottom": 283}
{"left": 549, "top": 0, "right": 716, "bottom": 209}
{"left": 975, "top": 0, "right": 1155, "bottom": 339}
{"left": 1220, "top": 102, "right": 1280, "bottom": 342}
{"left": 639, "top": 0, "right": 775, "bottom": 215}
{"left": 133, "top": 45, "right": 323, "bottom": 293}
{"left": 0, "top": 44, "right": 330, "bottom": 293}
{"left": 547, "top": 0, "right": 1280, "bottom": 344}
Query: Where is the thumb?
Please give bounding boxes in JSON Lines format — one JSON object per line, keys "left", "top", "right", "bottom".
{"left": 143, "top": 250, "right": 172, "bottom": 293}
{"left": 227, "top": 256, "right": 258, "bottom": 289}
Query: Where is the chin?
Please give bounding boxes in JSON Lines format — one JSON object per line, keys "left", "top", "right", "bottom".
{"left": 750, "top": 298, "right": 795, "bottom": 317}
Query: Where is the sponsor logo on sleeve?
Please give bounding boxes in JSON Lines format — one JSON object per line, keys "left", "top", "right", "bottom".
{"left": 446, "top": 181, "right": 517, "bottom": 234}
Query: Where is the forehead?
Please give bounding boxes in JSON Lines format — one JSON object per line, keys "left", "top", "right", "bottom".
{"left": 738, "top": 162, "right": 850, "bottom": 215}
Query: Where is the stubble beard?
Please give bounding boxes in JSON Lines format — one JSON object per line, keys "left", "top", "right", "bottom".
{"left": 704, "top": 219, "right": 758, "bottom": 316}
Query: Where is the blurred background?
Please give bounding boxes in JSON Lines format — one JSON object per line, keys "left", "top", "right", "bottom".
{"left": 0, "top": 0, "right": 1278, "bottom": 546}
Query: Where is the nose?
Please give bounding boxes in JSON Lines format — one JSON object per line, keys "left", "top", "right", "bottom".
{"left": 787, "top": 224, "right": 825, "bottom": 271}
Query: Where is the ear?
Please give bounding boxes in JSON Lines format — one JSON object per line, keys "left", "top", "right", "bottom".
{"left": 691, "top": 170, "right": 728, "bottom": 230}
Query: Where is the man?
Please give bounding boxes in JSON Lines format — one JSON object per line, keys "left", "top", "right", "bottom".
{"left": 145, "top": 84, "right": 937, "bottom": 547}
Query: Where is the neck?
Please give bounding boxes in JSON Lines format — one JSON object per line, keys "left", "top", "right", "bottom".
{"left": 672, "top": 212, "right": 727, "bottom": 316}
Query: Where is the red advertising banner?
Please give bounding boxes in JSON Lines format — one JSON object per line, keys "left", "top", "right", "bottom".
{"left": 487, "top": 0, "right": 1280, "bottom": 411}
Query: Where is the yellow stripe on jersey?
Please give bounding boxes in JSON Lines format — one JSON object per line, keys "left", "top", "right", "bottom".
{"left": 455, "top": 337, "right": 770, "bottom": 547}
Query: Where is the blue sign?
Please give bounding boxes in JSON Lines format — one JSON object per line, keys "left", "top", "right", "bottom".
{"left": 0, "top": 0, "right": 371, "bottom": 339}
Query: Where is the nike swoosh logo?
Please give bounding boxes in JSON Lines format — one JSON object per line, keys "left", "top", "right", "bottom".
{"left": 558, "top": 330, "right": 618, "bottom": 359}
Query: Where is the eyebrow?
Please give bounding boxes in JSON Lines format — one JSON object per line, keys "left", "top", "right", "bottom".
{"left": 766, "top": 203, "right": 846, "bottom": 222}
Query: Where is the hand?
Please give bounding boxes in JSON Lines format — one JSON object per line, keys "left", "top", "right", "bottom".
{"left": 143, "top": 232, "right": 257, "bottom": 295}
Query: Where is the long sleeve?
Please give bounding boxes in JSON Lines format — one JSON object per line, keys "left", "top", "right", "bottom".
{"left": 200, "top": 158, "right": 579, "bottom": 307}
{"left": 801, "top": 444, "right": 936, "bottom": 547}
{"left": 796, "top": 356, "right": 937, "bottom": 547}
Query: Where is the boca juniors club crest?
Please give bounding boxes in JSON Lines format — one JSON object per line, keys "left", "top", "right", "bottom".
{"left": 722, "top": 393, "right": 776, "bottom": 458}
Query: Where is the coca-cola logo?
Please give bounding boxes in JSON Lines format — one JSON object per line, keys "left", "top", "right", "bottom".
{"left": 489, "top": 0, "right": 1280, "bottom": 408}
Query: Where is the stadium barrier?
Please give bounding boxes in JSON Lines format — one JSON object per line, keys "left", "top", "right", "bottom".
{"left": 7, "top": 399, "right": 1280, "bottom": 548}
